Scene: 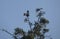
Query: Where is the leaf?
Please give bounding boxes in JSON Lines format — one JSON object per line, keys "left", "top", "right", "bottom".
{"left": 36, "top": 8, "right": 43, "bottom": 12}
{"left": 14, "top": 28, "right": 25, "bottom": 35}
{"left": 24, "top": 18, "right": 29, "bottom": 22}
{"left": 40, "top": 17, "right": 49, "bottom": 24}
{"left": 43, "top": 29, "right": 49, "bottom": 32}
{"left": 36, "top": 8, "right": 40, "bottom": 12}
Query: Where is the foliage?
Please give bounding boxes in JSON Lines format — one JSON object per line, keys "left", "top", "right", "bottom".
{"left": 13, "top": 8, "right": 51, "bottom": 39}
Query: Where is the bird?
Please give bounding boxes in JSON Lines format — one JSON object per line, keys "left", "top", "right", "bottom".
{"left": 24, "top": 10, "right": 29, "bottom": 17}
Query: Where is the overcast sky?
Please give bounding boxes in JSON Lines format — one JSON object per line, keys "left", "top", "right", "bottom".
{"left": 0, "top": 0, "right": 60, "bottom": 39}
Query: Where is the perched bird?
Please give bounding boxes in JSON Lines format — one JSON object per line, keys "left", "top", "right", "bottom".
{"left": 24, "top": 10, "right": 29, "bottom": 17}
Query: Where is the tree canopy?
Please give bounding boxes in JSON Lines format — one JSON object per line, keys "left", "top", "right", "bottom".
{"left": 13, "top": 8, "right": 52, "bottom": 39}
{"left": 0, "top": 8, "right": 52, "bottom": 39}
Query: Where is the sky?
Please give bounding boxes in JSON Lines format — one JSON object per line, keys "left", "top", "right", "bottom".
{"left": 0, "top": 0, "right": 60, "bottom": 39}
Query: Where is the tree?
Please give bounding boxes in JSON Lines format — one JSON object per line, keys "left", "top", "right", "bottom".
{"left": 0, "top": 8, "right": 52, "bottom": 39}
{"left": 13, "top": 8, "right": 52, "bottom": 39}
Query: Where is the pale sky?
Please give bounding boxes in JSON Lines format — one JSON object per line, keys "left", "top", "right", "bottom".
{"left": 0, "top": 0, "right": 60, "bottom": 39}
